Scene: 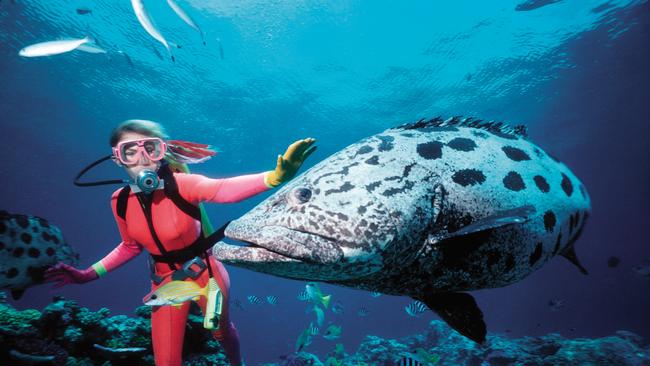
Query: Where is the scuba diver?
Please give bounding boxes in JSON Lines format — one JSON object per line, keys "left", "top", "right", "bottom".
{"left": 44, "top": 119, "right": 316, "bottom": 366}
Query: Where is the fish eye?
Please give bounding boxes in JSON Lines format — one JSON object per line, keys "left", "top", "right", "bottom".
{"left": 151, "top": 294, "right": 157, "bottom": 299}
{"left": 292, "top": 188, "right": 312, "bottom": 204}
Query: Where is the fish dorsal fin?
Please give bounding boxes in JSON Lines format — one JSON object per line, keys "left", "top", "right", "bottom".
{"left": 416, "top": 292, "right": 486, "bottom": 344}
{"left": 560, "top": 244, "right": 589, "bottom": 275}
{"left": 393, "top": 116, "right": 528, "bottom": 138}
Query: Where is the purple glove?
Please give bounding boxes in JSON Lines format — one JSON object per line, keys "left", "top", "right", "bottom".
{"left": 44, "top": 262, "right": 99, "bottom": 288}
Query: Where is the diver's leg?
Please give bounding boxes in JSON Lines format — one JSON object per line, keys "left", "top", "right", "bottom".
{"left": 198, "top": 257, "right": 242, "bottom": 366}
{"left": 151, "top": 302, "right": 191, "bottom": 366}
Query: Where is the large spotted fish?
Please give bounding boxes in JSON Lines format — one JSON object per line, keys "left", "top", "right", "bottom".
{"left": 213, "top": 117, "right": 591, "bottom": 344}
{"left": 0, "top": 211, "right": 79, "bottom": 299}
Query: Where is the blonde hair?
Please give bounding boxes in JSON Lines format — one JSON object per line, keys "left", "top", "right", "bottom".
{"left": 109, "top": 119, "right": 169, "bottom": 147}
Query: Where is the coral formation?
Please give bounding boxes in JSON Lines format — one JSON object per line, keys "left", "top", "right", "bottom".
{"left": 2, "top": 292, "right": 649, "bottom": 366}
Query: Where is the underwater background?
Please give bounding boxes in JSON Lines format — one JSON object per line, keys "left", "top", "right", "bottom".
{"left": 1, "top": 0, "right": 649, "bottom": 365}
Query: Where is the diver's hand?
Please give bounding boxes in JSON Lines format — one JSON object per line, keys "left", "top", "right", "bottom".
{"left": 44, "top": 262, "right": 99, "bottom": 288}
{"left": 265, "top": 138, "right": 317, "bottom": 187}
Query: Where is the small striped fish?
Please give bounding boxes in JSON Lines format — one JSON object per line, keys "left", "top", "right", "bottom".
{"left": 405, "top": 300, "right": 427, "bottom": 317}
{"left": 266, "top": 295, "right": 279, "bottom": 306}
{"left": 397, "top": 356, "right": 424, "bottom": 366}
{"left": 297, "top": 290, "right": 309, "bottom": 301}
{"left": 308, "top": 323, "right": 319, "bottom": 336}
{"left": 357, "top": 307, "right": 369, "bottom": 317}
{"left": 247, "top": 295, "right": 263, "bottom": 305}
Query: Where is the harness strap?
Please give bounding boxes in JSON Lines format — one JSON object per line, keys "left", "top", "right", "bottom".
{"left": 116, "top": 185, "right": 131, "bottom": 221}
{"left": 149, "top": 221, "right": 230, "bottom": 265}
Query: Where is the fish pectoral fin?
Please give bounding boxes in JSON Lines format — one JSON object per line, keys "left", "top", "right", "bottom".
{"left": 449, "top": 205, "right": 537, "bottom": 238}
{"left": 11, "top": 288, "right": 25, "bottom": 300}
{"left": 417, "top": 292, "right": 486, "bottom": 345}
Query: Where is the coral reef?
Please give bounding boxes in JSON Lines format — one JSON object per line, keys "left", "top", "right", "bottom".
{"left": 0, "top": 293, "right": 227, "bottom": 366}
{"left": 2, "top": 292, "right": 649, "bottom": 366}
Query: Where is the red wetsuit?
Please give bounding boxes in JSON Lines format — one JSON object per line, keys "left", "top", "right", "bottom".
{"left": 96, "top": 172, "right": 270, "bottom": 366}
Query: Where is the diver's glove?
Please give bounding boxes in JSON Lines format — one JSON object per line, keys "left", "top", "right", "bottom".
{"left": 265, "top": 138, "right": 317, "bottom": 188}
{"left": 44, "top": 262, "right": 99, "bottom": 288}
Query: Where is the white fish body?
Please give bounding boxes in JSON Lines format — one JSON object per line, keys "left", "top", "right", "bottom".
{"left": 166, "top": 0, "right": 205, "bottom": 44}
{"left": 19, "top": 37, "right": 91, "bottom": 57}
{"left": 131, "top": 0, "right": 172, "bottom": 58}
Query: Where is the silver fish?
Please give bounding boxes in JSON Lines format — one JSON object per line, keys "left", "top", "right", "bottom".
{"left": 166, "top": 0, "right": 205, "bottom": 45}
{"left": 0, "top": 211, "right": 79, "bottom": 299}
{"left": 19, "top": 37, "right": 94, "bottom": 57}
{"left": 131, "top": 0, "right": 173, "bottom": 61}
{"left": 213, "top": 117, "right": 591, "bottom": 344}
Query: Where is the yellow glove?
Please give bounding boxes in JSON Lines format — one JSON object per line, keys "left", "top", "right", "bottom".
{"left": 265, "top": 138, "right": 317, "bottom": 187}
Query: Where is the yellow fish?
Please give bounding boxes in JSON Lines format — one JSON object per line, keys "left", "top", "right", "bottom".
{"left": 143, "top": 280, "right": 208, "bottom": 307}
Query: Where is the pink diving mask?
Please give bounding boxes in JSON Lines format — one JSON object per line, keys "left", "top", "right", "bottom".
{"left": 113, "top": 137, "right": 167, "bottom": 165}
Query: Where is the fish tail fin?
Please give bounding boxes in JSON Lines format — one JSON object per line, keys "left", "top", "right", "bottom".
{"left": 560, "top": 243, "right": 589, "bottom": 275}
{"left": 321, "top": 294, "right": 331, "bottom": 308}
{"left": 416, "top": 292, "right": 486, "bottom": 345}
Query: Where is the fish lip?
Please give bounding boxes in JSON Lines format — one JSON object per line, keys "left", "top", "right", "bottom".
{"left": 222, "top": 223, "right": 342, "bottom": 263}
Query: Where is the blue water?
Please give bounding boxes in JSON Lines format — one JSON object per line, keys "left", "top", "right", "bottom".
{"left": 1, "top": 0, "right": 649, "bottom": 364}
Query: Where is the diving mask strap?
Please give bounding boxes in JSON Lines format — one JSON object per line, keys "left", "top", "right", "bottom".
{"left": 74, "top": 155, "right": 129, "bottom": 187}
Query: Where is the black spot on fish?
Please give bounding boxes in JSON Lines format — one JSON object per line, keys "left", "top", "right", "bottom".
{"left": 472, "top": 131, "right": 488, "bottom": 139}
{"left": 543, "top": 211, "right": 556, "bottom": 232}
{"left": 553, "top": 232, "right": 563, "bottom": 255}
{"left": 561, "top": 173, "right": 573, "bottom": 197}
{"left": 7, "top": 268, "right": 19, "bottom": 278}
{"left": 356, "top": 145, "right": 373, "bottom": 155}
{"left": 366, "top": 182, "right": 381, "bottom": 192}
{"left": 402, "top": 163, "right": 416, "bottom": 178}
{"left": 381, "top": 181, "right": 415, "bottom": 197}
{"left": 42, "top": 232, "right": 51, "bottom": 241}
{"left": 37, "top": 218, "right": 50, "bottom": 228}
{"left": 503, "top": 171, "right": 525, "bottom": 191}
{"left": 358, "top": 206, "right": 367, "bottom": 214}
{"left": 32, "top": 226, "right": 39, "bottom": 233}
{"left": 400, "top": 133, "right": 414, "bottom": 137}
{"left": 502, "top": 146, "right": 531, "bottom": 161}
{"left": 534, "top": 175, "right": 550, "bottom": 193}
{"left": 0, "top": 221, "right": 6, "bottom": 234}
{"left": 365, "top": 156, "right": 379, "bottom": 165}
{"left": 447, "top": 137, "right": 477, "bottom": 152}
{"left": 13, "top": 247, "right": 24, "bottom": 257}
{"left": 377, "top": 135, "right": 394, "bottom": 152}
{"left": 416, "top": 141, "right": 443, "bottom": 160}
{"left": 15, "top": 215, "right": 29, "bottom": 228}
{"left": 325, "top": 182, "right": 355, "bottom": 195}
{"left": 437, "top": 229, "right": 492, "bottom": 267}
{"left": 28, "top": 248, "right": 40, "bottom": 258}
{"left": 20, "top": 233, "right": 32, "bottom": 244}
{"left": 534, "top": 148, "right": 544, "bottom": 158}
{"left": 46, "top": 247, "right": 55, "bottom": 256}
{"left": 51, "top": 236, "right": 59, "bottom": 244}
{"left": 529, "top": 242, "right": 543, "bottom": 265}
{"left": 452, "top": 169, "right": 486, "bottom": 187}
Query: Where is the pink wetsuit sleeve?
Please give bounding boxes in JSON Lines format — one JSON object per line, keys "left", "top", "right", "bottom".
{"left": 175, "top": 172, "right": 271, "bottom": 204}
{"left": 96, "top": 191, "right": 144, "bottom": 273}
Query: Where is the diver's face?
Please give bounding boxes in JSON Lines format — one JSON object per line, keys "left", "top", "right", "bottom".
{"left": 115, "top": 131, "right": 162, "bottom": 180}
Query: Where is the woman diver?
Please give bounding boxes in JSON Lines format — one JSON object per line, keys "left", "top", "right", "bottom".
{"left": 44, "top": 119, "right": 316, "bottom": 366}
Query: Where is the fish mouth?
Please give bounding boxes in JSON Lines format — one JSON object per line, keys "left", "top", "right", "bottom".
{"left": 212, "top": 222, "right": 344, "bottom": 277}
